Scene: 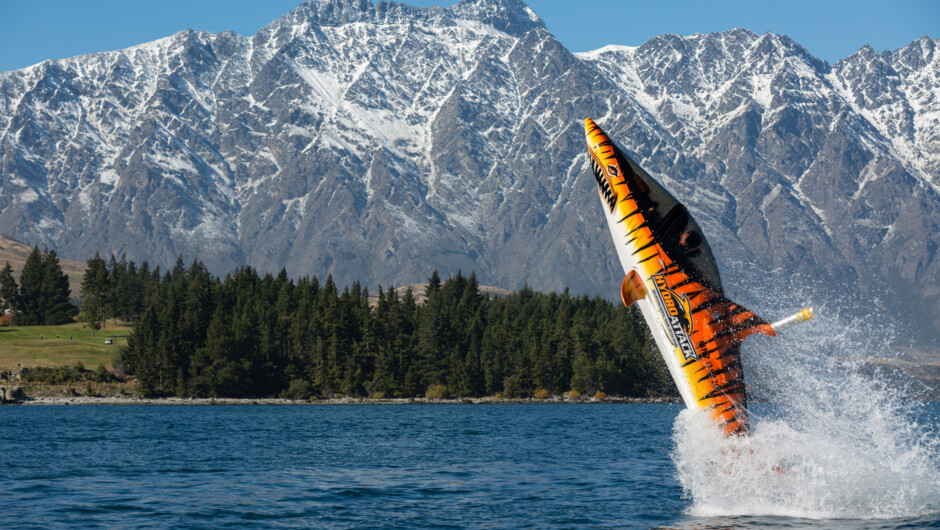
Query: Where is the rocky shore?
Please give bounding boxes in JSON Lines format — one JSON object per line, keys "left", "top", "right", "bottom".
{"left": 12, "top": 395, "right": 681, "bottom": 406}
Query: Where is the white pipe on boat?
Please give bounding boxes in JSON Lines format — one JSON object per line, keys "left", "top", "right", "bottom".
{"left": 771, "top": 307, "right": 814, "bottom": 333}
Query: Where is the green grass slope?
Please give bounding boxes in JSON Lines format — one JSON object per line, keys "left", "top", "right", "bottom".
{"left": 0, "top": 322, "right": 131, "bottom": 370}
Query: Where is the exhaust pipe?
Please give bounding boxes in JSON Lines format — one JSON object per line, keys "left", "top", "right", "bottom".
{"left": 771, "top": 307, "right": 814, "bottom": 333}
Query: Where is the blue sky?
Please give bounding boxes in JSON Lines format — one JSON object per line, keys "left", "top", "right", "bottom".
{"left": 0, "top": 0, "right": 936, "bottom": 71}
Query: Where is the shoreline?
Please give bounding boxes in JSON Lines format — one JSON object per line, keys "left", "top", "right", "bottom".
{"left": 8, "top": 395, "right": 681, "bottom": 406}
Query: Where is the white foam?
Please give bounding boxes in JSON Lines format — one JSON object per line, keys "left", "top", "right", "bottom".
{"left": 672, "top": 308, "right": 940, "bottom": 519}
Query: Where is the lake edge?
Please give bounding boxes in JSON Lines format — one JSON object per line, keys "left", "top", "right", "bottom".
{"left": 7, "top": 395, "right": 682, "bottom": 406}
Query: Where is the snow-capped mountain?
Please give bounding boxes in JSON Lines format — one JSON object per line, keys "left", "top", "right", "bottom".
{"left": 0, "top": 0, "right": 938, "bottom": 341}
{"left": 580, "top": 31, "right": 940, "bottom": 339}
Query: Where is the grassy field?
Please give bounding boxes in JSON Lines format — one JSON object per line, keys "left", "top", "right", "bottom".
{"left": 0, "top": 322, "right": 132, "bottom": 370}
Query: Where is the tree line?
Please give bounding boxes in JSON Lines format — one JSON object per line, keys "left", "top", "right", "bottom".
{"left": 1, "top": 249, "right": 672, "bottom": 400}
{"left": 0, "top": 247, "right": 76, "bottom": 326}
{"left": 116, "top": 258, "right": 670, "bottom": 399}
{"left": 0, "top": 249, "right": 159, "bottom": 332}
{"left": 78, "top": 252, "right": 157, "bottom": 333}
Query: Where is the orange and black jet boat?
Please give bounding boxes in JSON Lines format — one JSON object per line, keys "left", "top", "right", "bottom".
{"left": 584, "top": 118, "right": 813, "bottom": 435}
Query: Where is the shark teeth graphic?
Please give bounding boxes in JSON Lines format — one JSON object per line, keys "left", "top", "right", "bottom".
{"left": 590, "top": 158, "right": 617, "bottom": 212}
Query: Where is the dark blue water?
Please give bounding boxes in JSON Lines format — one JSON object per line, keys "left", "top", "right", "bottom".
{"left": 1, "top": 404, "right": 938, "bottom": 528}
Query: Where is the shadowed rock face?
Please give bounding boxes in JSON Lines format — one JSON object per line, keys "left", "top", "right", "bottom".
{"left": 0, "top": 0, "right": 938, "bottom": 342}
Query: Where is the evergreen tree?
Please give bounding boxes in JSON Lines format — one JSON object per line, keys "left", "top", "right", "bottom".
{"left": 120, "top": 302, "right": 160, "bottom": 393}
{"left": 189, "top": 304, "right": 239, "bottom": 396}
{"left": 18, "top": 247, "right": 45, "bottom": 325}
{"left": 397, "top": 287, "right": 420, "bottom": 396}
{"left": 369, "top": 286, "right": 395, "bottom": 397}
{"left": 106, "top": 254, "right": 121, "bottom": 323}
{"left": 80, "top": 253, "right": 110, "bottom": 335}
{"left": 135, "top": 260, "right": 154, "bottom": 319}
{"left": 124, "top": 258, "right": 142, "bottom": 322}
{"left": 42, "top": 250, "right": 78, "bottom": 324}
{"left": 0, "top": 262, "right": 18, "bottom": 326}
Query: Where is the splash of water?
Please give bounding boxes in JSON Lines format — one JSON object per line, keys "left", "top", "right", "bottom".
{"left": 672, "top": 294, "right": 940, "bottom": 519}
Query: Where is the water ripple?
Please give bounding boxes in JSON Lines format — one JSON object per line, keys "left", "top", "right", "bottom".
{"left": 1, "top": 404, "right": 937, "bottom": 528}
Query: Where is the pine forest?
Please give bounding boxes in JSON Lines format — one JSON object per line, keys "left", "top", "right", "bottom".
{"left": 2, "top": 253, "right": 672, "bottom": 400}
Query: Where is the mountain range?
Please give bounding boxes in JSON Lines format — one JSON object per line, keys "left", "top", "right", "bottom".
{"left": 0, "top": 0, "right": 937, "bottom": 343}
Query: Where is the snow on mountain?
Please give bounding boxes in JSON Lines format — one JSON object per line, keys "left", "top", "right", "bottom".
{"left": 580, "top": 30, "right": 940, "bottom": 339}
{"left": 0, "top": 0, "right": 938, "bottom": 341}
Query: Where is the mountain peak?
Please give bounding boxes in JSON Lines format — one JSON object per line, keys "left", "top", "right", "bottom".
{"left": 884, "top": 34, "right": 937, "bottom": 74}
{"left": 835, "top": 42, "right": 883, "bottom": 68}
{"left": 289, "top": 0, "right": 374, "bottom": 26}
{"left": 720, "top": 27, "right": 759, "bottom": 42}
{"left": 269, "top": 0, "right": 543, "bottom": 37}
{"left": 448, "top": 0, "right": 544, "bottom": 35}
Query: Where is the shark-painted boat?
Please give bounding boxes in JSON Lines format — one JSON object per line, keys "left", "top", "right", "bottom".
{"left": 584, "top": 118, "right": 813, "bottom": 435}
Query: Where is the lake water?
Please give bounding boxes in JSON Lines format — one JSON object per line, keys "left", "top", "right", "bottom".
{"left": 2, "top": 403, "right": 939, "bottom": 529}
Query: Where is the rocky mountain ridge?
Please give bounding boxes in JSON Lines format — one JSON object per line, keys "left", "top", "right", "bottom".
{"left": 0, "top": 0, "right": 937, "bottom": 341}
